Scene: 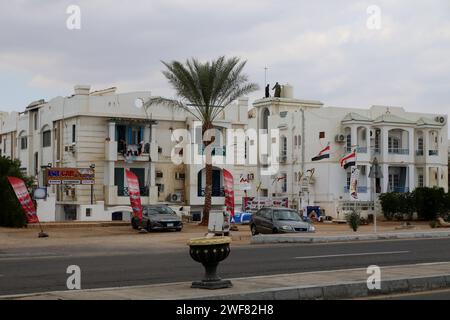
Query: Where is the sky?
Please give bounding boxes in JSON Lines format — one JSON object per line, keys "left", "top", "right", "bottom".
{"left": 0, "top": 0, "right": 449, "bottom": 136}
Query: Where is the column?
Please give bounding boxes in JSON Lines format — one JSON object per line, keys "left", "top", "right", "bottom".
{"left": 382, "top": 164, "right": 389, "bottom": 193}
{"left": 351, "top": 126, "right": 357, "bottom": 148}
{"left": 381, "top": 127, "right": 389, "bottom": 161}
{"left": 408, "top": 164, "right": 415, "bottom": 192}
{"left": 408, "top": 128, "right": 414, "bottom": 158}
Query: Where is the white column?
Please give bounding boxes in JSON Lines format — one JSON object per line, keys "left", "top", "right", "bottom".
{"left": 408, "top": 164, "right": 415, "bottom": 192}
{"left": 351, "top": 126, "right": 357, "bottom": 148}
{"left": 408, "top": 128, "right": 414, "bottom": 159}
{"left": 108, "top": 122, "right": 115, "bottom": 140}
{"left": 382, "top": 164, "right": 389, "bottom": 193}
{"left": 381, "top": 127, "right": 389, "bottom": 161}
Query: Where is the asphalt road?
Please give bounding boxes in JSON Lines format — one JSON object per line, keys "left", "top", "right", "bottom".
{"left": 1, "top": 238, "right": 450, "bottom": 296}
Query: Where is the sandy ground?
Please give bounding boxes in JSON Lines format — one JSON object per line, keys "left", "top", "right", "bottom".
{"left": 0, "top": 220, "right": 436, "bottom": 253}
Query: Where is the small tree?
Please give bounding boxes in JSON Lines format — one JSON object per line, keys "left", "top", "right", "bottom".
{"left": 346, "top": 209, "right": 361, "bottom": 232}
{"left": 0, "top": 156, "right": 31, "bottom": 227}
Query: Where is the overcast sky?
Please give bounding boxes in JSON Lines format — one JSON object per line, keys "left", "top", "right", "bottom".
{"left": 0, "top": 0, "right": 449, "bottom": 136}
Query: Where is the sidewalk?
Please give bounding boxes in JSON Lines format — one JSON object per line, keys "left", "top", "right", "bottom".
{"left": 3, "top": 262, "right": 450, "bottom": 300}
{"left": 251, "top": 230, "right": 450, "bottom": 244}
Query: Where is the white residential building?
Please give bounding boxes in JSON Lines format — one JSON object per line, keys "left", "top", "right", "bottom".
{"left": 0, "top": 85, "right": 256, "bottom": 221}
{"left": 250, "top": 85, "right": 448, "bottom": 218}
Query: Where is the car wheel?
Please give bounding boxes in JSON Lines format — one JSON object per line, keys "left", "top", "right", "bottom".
{"left": 131, "top": 219, "right": 139, "bottom": 230}
{"left": 176, "top": 228, "right": 182, "bottom": 232}
{"left": 146, "top": 221, "right": 153, "bottom": 232}
{"left": 272, "top": 227, "right": 278, "bottom": 234}
{"left": 251, "top": 224, "right": 259, "bottom": 236}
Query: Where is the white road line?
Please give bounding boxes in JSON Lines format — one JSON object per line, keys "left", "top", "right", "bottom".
{"left": 294, "top": 251, "right": 410, "bottom": 260}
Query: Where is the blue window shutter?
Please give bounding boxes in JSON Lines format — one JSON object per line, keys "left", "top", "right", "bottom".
{"left": 127, "top": 127, "right": 133, "bottom": 144}
{"left": 140, "top": 127, "right": 144, "bottom": 142}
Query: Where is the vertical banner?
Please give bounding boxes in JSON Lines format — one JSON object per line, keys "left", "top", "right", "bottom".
{"left": 350, "top": 167, "right": 360, "bottom": 200}
{"left": 125, "top": 169, "right": 143, "bottom": 221}
{"left": 223, "top": 169, "right": 235, "bottom": 219}
{"left": 7, "top": 176, "right": 39, "bottom": 224}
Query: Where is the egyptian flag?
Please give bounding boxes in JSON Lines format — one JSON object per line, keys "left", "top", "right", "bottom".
{"left": 340, "top": 150, "right": 356, "bottom": 169}
{"left": 312, "top": 144, "right": 330, "bottom": 161}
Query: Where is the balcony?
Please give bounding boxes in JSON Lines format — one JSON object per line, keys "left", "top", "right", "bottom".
{"left": 388, "top": 148, "right": 409, "bottom": 155}
{"left": 198, "top": 187, "right": 225, "bottom": 197}
{"left": 117, "top": 186, "right": 150, "bottom": 197}
{"left": 198, "top": 145, "right": 226, "bottom": 156}
{"left": 116, "top": 141, "right": 158, "bottom": 162}
{"left": 344, "top": 186, "right": 368, "bottom": 193}
{"left": 429, "top": 150, "right": 439, "bottom": 156}
{"left": 356, "top": 147, "right": 368, "bottom": 154}
{"left": 416, "top": 150, "right": 424, "bottom": 156}
{"left": 388, "top": 186, "right": 410, "bottom": 193}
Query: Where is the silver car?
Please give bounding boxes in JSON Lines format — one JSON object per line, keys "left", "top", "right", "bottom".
{"left": 250, "top": 207, "right": 315, "bottom": 235}
{"left": 131, "top": 205, "right": 183, "bottom": 232}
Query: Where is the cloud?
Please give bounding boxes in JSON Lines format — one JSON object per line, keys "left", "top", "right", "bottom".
{"left": 0, "top": 0, "right": 449, "bottom": 136}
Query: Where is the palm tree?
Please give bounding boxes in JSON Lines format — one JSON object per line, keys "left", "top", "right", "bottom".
{"left": 145, "top": 56, "right": 258, "bottom": 225}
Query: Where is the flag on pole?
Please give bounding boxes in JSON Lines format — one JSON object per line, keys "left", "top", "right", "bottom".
{"left": 223, "top": 169, "right": 235, "bottom": 219}
{"left": 350, "top": 167, "right": 360, "bottom": 199}
{"left": 340, "top": 150, "right": 356, "bottom": 169}
{"left": 7, "top": 176, "right": 40, "bottom": 224}
{"left": 312, "top": 144, "right": 330, "bottom": 161}
{"left": 125, "top": 169, "right": 143, "bottom": 221}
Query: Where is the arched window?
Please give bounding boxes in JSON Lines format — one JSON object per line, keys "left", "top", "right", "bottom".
{"left": 262, "top": 108, "right": 270, "bottom": 131}
{"left": 42, "top": 125, "right": 51, "bottom": 148}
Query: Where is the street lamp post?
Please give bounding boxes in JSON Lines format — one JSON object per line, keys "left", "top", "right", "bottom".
{"left": 368, "top": 157, "right": 383, "bottom": 233}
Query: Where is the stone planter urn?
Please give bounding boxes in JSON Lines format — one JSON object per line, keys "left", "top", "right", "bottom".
{"left": 187, "top": 236, "right": 232, "bottom": 289}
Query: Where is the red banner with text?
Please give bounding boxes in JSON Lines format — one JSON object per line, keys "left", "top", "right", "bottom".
{"left": 7, "top": 176, "right": 39, "bottom": 224}
{"left": 125, "top": 169, "right": 143, "bottom": 221}
{"left": 223, "top": 169, "right": 235, "bottom": 219}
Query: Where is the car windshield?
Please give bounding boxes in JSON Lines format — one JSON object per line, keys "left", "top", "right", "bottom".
{"left": 273, "top": 210, "right": 302, "bottom": 221}
{"left": 145, "top": 206, "right": 175, "bottom": 215}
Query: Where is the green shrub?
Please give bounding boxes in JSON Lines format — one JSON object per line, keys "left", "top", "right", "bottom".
{"left": 346, "top": 210, "right": 361, "bottom": 232}
{"left": 412, "top": 187, "right": 447, "bottom": 221}
{"left": 430, "top": 220, "right": 438, "bottom": 229}
{"left": 0, "top": 156, "right": 32, "bottom": 228}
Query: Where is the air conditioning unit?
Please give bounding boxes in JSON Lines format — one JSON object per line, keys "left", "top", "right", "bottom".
{"left": 169, "top": 192, "right": 183, "bottom": 203}
{"left": 158, "top": 146, "right": 163, "bottom": 153}
{"left": 175, "top": 172, "right": 185, "bottom": 180}
{"left": 156, "top": 171, "right": 163, "bottom": 178}
{"left": 435, "top": 116, "right": 446, "bottom": 124}
{"left": 65, "top": 145, "right": 76, "bottom": 153}
{"left": 335, "top": 134, "right": 346, "bottom": 143}
{"left": 248, "top": 173, "right": 255, "bottom": 181}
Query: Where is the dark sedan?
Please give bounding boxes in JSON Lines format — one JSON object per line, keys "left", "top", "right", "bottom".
{"left": 250, "top": 207, "right": 315, "bottom": 235}
{"left": 131, "top": 206, "right": 183, "bottom": 232}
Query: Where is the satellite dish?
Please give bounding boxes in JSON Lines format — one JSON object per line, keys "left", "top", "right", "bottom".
{"left": 134, "top": 98, "right": 144, "bottom": 109}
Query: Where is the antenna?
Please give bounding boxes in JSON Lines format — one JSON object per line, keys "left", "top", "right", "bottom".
{"left": 264, "top": 66, "right": 268, "bottom": 86}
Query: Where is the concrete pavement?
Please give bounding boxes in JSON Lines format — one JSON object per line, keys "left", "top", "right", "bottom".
{"left": 251, "top": 230, "right": 450, "bottom": 244}
{"left": 2, "top": 262, "right": 450, "bottom": 300}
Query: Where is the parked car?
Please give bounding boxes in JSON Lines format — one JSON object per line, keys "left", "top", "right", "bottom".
{"left": 131, "top": 205, "right": 183, "bottom": 232}
{"left": 250, "top": 207, "right": 315, "bottom": 235}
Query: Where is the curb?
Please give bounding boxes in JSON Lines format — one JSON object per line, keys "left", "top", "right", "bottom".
{"left": 191, "top": 275, "right": 450, "bottom": 300}
{"left": 251, "top": 231, "right": 450, "bottom": 244}
{"left": 27, "top": 222, "right": 130, "bottom": 229}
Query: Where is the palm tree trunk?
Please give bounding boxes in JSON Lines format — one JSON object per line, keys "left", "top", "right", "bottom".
{"left": 200, "top": 121, "right": 213, "bottom": 226}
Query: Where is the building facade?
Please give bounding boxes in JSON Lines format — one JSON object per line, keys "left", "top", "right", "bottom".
{"left": 0, "top": 85, "right": 256, "bottom": 221}
{"left": 250, "top": 85, "right": 448, "bottom": 219}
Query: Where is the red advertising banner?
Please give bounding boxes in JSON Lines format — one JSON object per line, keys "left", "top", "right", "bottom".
{"left": 223, "top": 169, "right": 235, "bottom": 219}
{"left": 125, "top": 169, "right": 143, "bottom": 221}
{"left": 7, "top": 176, "right": 39, "bottom": 224}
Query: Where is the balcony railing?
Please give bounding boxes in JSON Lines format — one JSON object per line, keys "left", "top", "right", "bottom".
{"left": 198, "top": 145, "right": 226, "bottom": 156}
{"left": 117, "top": 186, "right": 150, "bottom": 197}
{"left": 371, "top": 147, "right": 381, "bottom": 154}
{"left": 388, "top": 148, "right": 409, "bottom": 155}
{"left": 344, "top": 186, "right": 368, "bottom": 193}
{"left": 429, "top": 150, "right": 439, "bottom": 156}
{"left": 388, "top": 186, "right": 410, "bottom": 193}
{"left": 118, "top": 142, "right": 150, "bottom": 156}
{"left": 416, "top": 150, "right": 424, "bottom": 156}
{"left": 198, "top": 187, "right": 225, "bottom": 197}
{"left": 356, "top": 147, "right": 368, "bottom": 154}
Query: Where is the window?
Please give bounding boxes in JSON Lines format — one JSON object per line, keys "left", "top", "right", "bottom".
{"left": 319, "top": 132, "right": 325, "bottom": 139}
{"left": 34, "top": 152, "right": 39, "bottom": 175}
{"left": 418, "top": 175, "right": 424, "bottom": 187}
{"left": 294, "top": 135, "right": 297, "bottom": 146}
{"left": 42, "top": 130, "right": 51, "bottom": 147}
{"left": 20, "top": 136, "right": 27, "bottom": 150}
{"left": 346, "top": 134, "right": 351, "bottom": 151}
{"left": 281, "top": 173, "right": 287, "bottom": 193}
{"left": 72, "top": 124, "right": 76, "bottom": 143}
{"left": 86, "top": 208, "right": 92, "bottom": 217}
{"left": 34, "top": 113, "right": 38, "bottom": 130}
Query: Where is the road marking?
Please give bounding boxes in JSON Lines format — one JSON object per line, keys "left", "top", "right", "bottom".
{"left": 294, "top": 251, "right": 410, "bottom": 260}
